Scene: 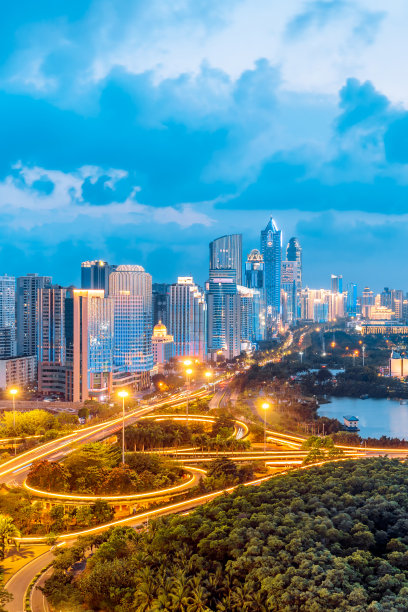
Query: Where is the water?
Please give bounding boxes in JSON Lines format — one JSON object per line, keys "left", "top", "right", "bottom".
{"left": 318, "top": 396, "right": 408, "bottom": 440}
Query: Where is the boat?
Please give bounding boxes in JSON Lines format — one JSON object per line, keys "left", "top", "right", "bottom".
{"left": 360, "top": 394, "right": 369, "bottom": 400}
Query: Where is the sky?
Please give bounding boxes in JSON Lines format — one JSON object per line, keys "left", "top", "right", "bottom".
{"left": 1, "top": 0, "right": 408, "bottom": 291}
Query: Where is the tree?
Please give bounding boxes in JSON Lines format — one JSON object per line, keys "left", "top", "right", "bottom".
{"left": 92, "top": 500, "right": 114, "bottom": 525}
{"left": 0, "top": 515, "right": 20, "bottom": 559}
{"left": 27, "top": 460, "right": 70, "bottom": 492}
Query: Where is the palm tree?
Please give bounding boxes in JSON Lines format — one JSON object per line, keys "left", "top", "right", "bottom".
{"left": 0, "top": 515, "right": 20, "bottom": 559}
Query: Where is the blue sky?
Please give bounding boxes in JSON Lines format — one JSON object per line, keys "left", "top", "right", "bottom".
{"left": 1, "top": 0, "right": 408, "bottom": 291}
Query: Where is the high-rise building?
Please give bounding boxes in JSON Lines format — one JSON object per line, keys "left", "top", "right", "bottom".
{"left": 81, "top": 260, "right": 116, "bottom": 295}
{"left": 37, "top": 285, "right": 67, "bottom": 396}
{"left": 286, "top": 237, "right": 302, "bottom": 290}
{"left": 152, "top": 321, "right": 174, "bottom": 367}
{"left": 65, "top": 289, "right": 114, "bottom": 402}
{"left": 300, "top": 288, "right": 345, "bottom": 322}
{"left": 207, "top": 270, "right": 241, "bottom": 360}
{"left": 260, "top": 217, "right": 282, "bottom": 329}
{"left": 209, "top": 234, "right": 242, "bottom": 285}
{"left": 331, "top": 275, "right": 343, "bottom": 294}
{"left": 0, "top": 275, "right": 16, "bottom": 359}
{"left": 152, "top": 283, "right": 169, "bottom": 327}
{"left": 168, "top": 277, "right": 207, "bottom": 361}
{"left": 16, "top": 273, "right": 52, "bottom": 357}
{"left": 109, "top": 265, "right": 153, "bottom": 376}
{"left": 361, "top": 287, "right": 374, "bottom": 319}
{"left": 238, "top": 285, "right": 263, "bottom": 346}
{"left": 346, "top": 283, "right": 358, "bottom": 317}
{"left": 245, "top": 249, "right": 265, "bottom": 294}
{"left": 281, "top": 261, "right": 298, "bottom": 325}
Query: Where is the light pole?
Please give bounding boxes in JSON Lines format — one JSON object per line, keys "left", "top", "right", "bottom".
{"left": 205, "top": 371, "right": 214, "bottom": 393}
{"left": 262, "top": 402, "right": 270, "bottom": 454}
{"left": 118, "top": 390, "right": 129, "bottom": 465}
{"left": 362, "top": 344, "right": 366, "bottom": 367}
{"left": 299, "top": 351, "right": 303, "bottom": 365}
{"left": 9, "top": 388, "right": 18, "bottom": 456}
{"left": 353, "top": 350, "right": 359, "bottom": 367}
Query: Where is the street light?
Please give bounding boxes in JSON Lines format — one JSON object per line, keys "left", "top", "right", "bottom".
{"left": 205, "top": 371, "right": 215, "bottom": 394}
{"left": 362, "top": 344, "right": 366, "bottom": 367}
{"left": 118, "top": 390, "right": 129, "bottom": 465}
{"left": 353, "top": 350, "right": 359, "bottom": 366}
{"left": 299, "top": 351, "right": 304, "bottom": 365}
{"left": 261, "top": 402, "right": 270, "bottom": 454}
{"left": 9, "top": 388, "right": 18, "bottom": 456}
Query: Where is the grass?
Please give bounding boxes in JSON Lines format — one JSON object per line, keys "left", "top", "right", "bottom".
{"left": 3, "top": 544, "right": 50, "bottom": 582}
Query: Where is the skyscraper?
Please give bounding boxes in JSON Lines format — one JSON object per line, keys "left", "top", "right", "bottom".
{"left": 331, "top": 275, "right": 343, "bottom": 294}
{"left": 152, "top": 283, "right": 169, "bottom": 327}
{"left": 245, "top": 249, "right": 265, "bottom": 295}
{"left": 209, "top": 234, "right": 242, "bottom": 285}
{"left": 281, "top": 261, "right": 298, "bottom": 325}
{"left": 346, "top": 283, "right": 358, "bottom": 317}
{"left": 168, "top": 277, "right": 207, "bottom": 360}
{"left": 361, "top": 287, "right": 374, "bottom": 319}
{"left": 37, "top": 285, "right": 67, "bottom": 396}
{"left": 207, "top": 269, "right": 241, "bottom": 360}
{"left": 81, "top": 260, "right": 116, "bottom": 295}
{"left": 66, "top": 289, "right": 114, "bottom": 402}
{"left": 0, "top": 275, "right": 16, "bottom": 359}
{"left": 286, "top": 237, "right": 302, "bottom": 290}
{"left": 238, "top": 285, "right": 264, "bottom": 345}
{"left": 109, "top": 265, "right": 153, "bottom": 376}
{"left": 260, "top": 217, "right": 282, "bottom": 329}
{"left": 16, "top": 273, "right": 52, "bottom": 357}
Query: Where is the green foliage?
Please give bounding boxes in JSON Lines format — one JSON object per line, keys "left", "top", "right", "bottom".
{"left": 0, "top": 514, "right": 20, "bottom": 559}
{"left": 45, "top": 459, "right": 408, "bottom": 611}
{"left": 301, "top": 436, "right": 344, "bottom": 464}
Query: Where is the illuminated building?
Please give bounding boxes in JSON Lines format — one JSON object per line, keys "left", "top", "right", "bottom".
{"left": 281, "top": 261, "right": 298, "bottom": 324}
{"left": 390, "top": 351, "right": 408, "bottom": 377}
{"left": 260, "top": 217, "right": 281, "bottom": 331}
{"left": 369, "top": 305, "right": 394, "bottom": 320}
{"left": 0, "top": 355, "right": 36, "bottom": 390}
{"left": 238, "top": 285, "right": 264, "bottom": 347}
{"left": 361, "top": 287, "right": 374, "bottom": 318}
{"left": 37, "top": 285, "right": 67, "bottom": 397}
{"left": 109, "top": 265, "right": 153, "bottom": 385}
{"left": 286, "top": 237, "right": 302, "bottom": 291}
{"left": 300, "top": 288, "right": 346, "bottom": 322}
{"left": 16, "top": 273, "right": 52, "bottom": 358}
{"left": 81, "top": 260, "right": 116, "bottom": 295}
{"left": 168, "top": 277, "right": 206, "bottom": 360}
{"left": 0, "top": 275, "right": 16, "bottom": 359}
{"left": 66, "top": 289, "right": 114, "bottom": 402}
{"left": 207, "top": 270, "right": 241, "bottom": 360}
{"left": 347, "top": 282, "right": 358, "bottom": 317}
{"left": 331, "top": 274, "right": 343, "bottom": 294}
{"left": 152, "top": 321, "right": 174, "bottom": 366}
{"left": 245, "top": 249, "right": 265, "bottom": 294}
{"left": 209, "top": 234, "right": 242, "bottom": 285}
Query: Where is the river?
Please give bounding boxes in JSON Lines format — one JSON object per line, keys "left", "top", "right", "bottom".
{"left": 318, "top": 396, "right": 408, "bottom": 440}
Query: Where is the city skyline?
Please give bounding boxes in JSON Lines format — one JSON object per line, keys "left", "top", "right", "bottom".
{"left": 1, "top": 2, "right": 408, "bottom": 289}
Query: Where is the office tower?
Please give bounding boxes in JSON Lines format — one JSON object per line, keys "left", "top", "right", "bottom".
{"left": 152, "top": 283, "right": 169, "bottom": 327}
{"left": 281, "top": 261, "right": 298, "bottom": 325}
{"left": 260, "top": 217, "right": 282, "bottom": 329}
{"left": 209, "top": 234, "right": 242, "bottom": 285}
{"left": 81, "top": 260, "right": 116, "bottom": 294}
{"left": 346, "top": 283, "right": 358, "bottom": 317}
{"left": 300, "top": 288, "right": 345, "bottom": 322}
{"left": 286, "top": 237, "right": 302, "bottom": 289}
{"left": 245, "top": 250, "right": 265, "bottom": 294}
{"left": 0, "top": 275, "right": 16, "bottom": 359}
{"left": 109, "top": 265, "right": 153, "bottom": 376}
{"left": 238, "top": 286, "right": 263, "bottom": 346}
{"left": 207, "top": 270, "right": 241, "bottom": 360}
{"left": 65, "top": 289, "right": 114, "bottom": 402}
{"left": 168, "top": 277, "right": 207, "bottom": 361}
{"left": 331, "top": 275, "right": 343, "bottom": 294}
{"left": 392, "top": 290, "right": 404, "bottom": 320}
{"left": 381, "top": 287, "right": 392, "bottom": 309}
{"left": 361, "top": 287, "right": 374, "bottom": 319}
{"left": 37, "top": 285, "right": 67, "bottom": 396}
{"left": 16, "top": 273, "right": 52, "bottom": 357}
{"left": 152, "top": 322, "right": 174, "bottom": 366}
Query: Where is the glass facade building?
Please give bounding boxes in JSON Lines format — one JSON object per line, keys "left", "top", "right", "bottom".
{"left": 209, "top": 234, "right": 242, "bottom": 285}
{"left": 281, "top": 261, "right": 298, "bottom": 325}
{"left": 207, "top": 270, "right": 241, "bottom": 360}
{"left": 17, "top": 273, "right": 52, "bottom": 357}
{"left": 0, "top": 275, "right": 16, "bottom": 359}
{"left": 168, "top": 277, "right": 207, "bottom": 360}
{"left": 81, "top": 260, "right": 116, "bottom": 295}
{"left": 260, "top": 217, "right": 282, "bottom": 330}
{"left": 109, "top": 265, "right": 153, "bottom": 373}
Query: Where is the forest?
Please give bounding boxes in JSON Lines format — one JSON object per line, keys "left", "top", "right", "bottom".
{"left": 43, "top": 457, "right": 408, "bottom": 611}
